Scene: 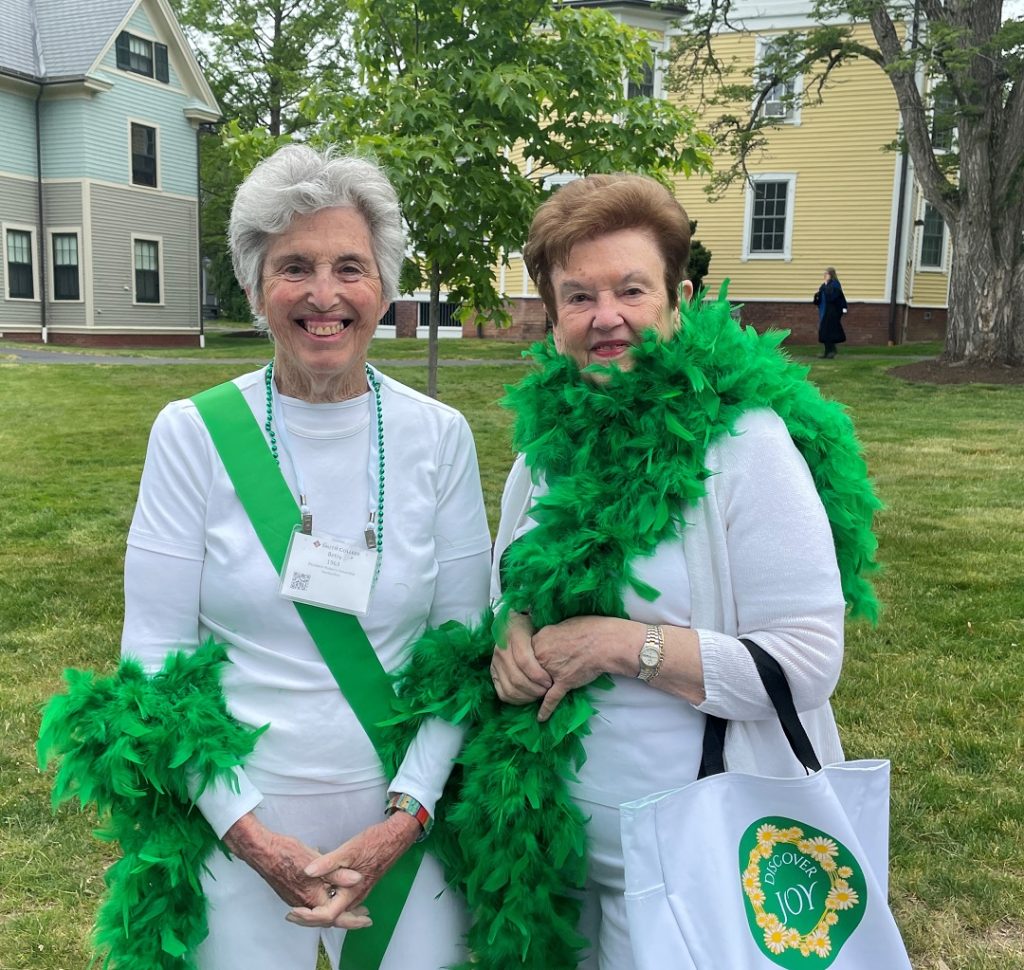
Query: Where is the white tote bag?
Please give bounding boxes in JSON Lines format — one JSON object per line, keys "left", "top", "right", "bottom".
{"left": 620, "top": 641, "right": 912, "bottom": 970}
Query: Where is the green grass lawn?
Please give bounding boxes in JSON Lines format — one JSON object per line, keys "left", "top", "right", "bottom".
{"left": 1, "top": 350, "right": 1021, "bottom": 969}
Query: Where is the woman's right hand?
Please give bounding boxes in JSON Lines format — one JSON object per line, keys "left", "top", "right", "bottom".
{"left": 222, "top": 812, "right": 362, "bottom": 910}
{"left": 490, "top": 611, "right": 553, "bottom": 705}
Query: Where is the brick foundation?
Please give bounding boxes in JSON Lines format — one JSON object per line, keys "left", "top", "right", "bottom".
{"left": 901, "top": 306, "right": 948, "bottom": 342}
{"left": 394, "top": 301, "right": 418, "bottom": 338}
{"left": 737, "top": 301, "right": 891, "bottom": 346}
{"left": 717, "top": 300, "right": 947, "bottom": 346}
{"left": 461, "top": 298, "right": 551, "bottom": 342}
{"left": 0, "top": 330, "right": 201, "bottom": 348}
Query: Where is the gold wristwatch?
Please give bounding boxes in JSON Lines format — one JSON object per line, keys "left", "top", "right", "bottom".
{"left": 637, "top": 624, "right": 665, "bottom": 683}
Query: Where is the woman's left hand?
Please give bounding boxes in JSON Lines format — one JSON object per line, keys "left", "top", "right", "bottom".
{"left": 285, "top": 812, "right": 422, "bottom": 929}
{"left": 531, "top": 615, "right": 638, "bottom": 721}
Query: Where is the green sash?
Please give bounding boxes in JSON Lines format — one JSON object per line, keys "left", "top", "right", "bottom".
{"left": 192, "top": 379, "right": 423, "bottom": 969}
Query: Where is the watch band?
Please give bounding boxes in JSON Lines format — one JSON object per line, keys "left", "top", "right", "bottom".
{"left": 637, "top": 624, "right": 665, "bottom": 683}
{"left": 385, "top": 792, "right": 433, "bottom": 841}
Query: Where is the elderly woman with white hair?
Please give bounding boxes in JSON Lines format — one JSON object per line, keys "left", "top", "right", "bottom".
{"left": 116, "top": 144, "right": 491, "bottom": 967}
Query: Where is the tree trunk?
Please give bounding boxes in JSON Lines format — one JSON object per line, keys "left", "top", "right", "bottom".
{"left": 427, "top": 259, "right": 441, "bottom": 398}
{"left": 944, "top": 212, "right": 1024, "bottom": 366}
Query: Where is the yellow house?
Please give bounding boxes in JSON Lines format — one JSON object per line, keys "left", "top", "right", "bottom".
{"left": 479, "top": 0, "right": 951, "bottom": 345}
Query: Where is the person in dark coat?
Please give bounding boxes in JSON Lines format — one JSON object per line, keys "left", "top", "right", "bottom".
{"left": 813, "top": 267, "right": 847, "bottom": 358}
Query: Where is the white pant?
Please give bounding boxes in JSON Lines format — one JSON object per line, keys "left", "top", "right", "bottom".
{"left": 576, "top": 798, "right": 637, "bottom": 970}
{"left": 195, "top": 786, "right": 468, "bottom": 970}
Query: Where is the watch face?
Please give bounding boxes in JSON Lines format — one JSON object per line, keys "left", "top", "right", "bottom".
{"left": 640, "top": 643, "right": 660, "bottom": 667}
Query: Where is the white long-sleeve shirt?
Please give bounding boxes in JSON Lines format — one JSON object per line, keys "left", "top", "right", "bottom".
{"left": 123, "top": 366, "right": 492, "bottom": 837}
{"left": 491, "top": 408, "right": 846, "bottom": 807}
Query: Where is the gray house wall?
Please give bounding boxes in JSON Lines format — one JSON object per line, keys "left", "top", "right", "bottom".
{"left": 90, "top": 182, "right": 198, "bottom": 331}
{"left": 0, "top": 173, "right": 42, "bottom": 330}
{"left": 42, "top": 181, "right": 86, "bottom": 328}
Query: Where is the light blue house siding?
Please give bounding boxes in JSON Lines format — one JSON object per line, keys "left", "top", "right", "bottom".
{"left": 40, "top": 79, "right": 198, "bottom": 197}
{"left": 0, "top": 88, "right": 38, "bottom": 177}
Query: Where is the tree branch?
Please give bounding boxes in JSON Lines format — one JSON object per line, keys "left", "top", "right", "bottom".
{"left": 868, "top": 4, "right": 958, "bottom": 224}
{"left": 995, "top": 76, "right": 1024, "bottom": 205}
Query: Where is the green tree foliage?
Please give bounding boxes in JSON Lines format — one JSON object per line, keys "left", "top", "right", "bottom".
{"left": 307, "top": 0, "right": 713, "bottom": 395}
{"left": 171, "top": 0, "right": 353, "bottom": 322}
{"left": 667, "top": 0, "right": 1024, "bottom": 366}
{"left": 172, "top": 0, "right": 351, "bottom": 135}
{"left": 688, "top": 221, "right": 713, "bottom": 293}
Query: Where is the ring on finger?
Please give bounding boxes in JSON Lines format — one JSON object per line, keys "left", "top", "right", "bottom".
{"left": 327, "top": 887, "right": 337, "bottom": 898}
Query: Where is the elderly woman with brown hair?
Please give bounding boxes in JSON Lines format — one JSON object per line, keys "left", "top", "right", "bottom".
{"left": 481, "top": 174, "right": 878, "bottom": 968}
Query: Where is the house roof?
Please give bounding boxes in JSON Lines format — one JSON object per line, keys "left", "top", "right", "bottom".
{"left": 0, "top": 0, "right": 134, "bottom": 82}
{"left": 0, "top": 0, "right": 218, "bottom": 116}
{"left": 560, "top": 0, "right": 690, "bottom": 15}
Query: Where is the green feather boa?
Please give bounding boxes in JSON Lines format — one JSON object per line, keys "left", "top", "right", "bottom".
{"left": 498, "top": 283, "right": 882, "bottom": 630}
{"left": 38, "top": 289, "right": 881, "bottom": 970}
{"left": 37, "top": 642, "right": 266, "bottom": 969}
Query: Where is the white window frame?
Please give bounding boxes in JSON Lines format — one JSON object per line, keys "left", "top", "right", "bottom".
{"left": 928, "top": 80, "right": 956, "bottom": 155}
{"left": 916, "top": 201, "right": 948, "bottom": 273}
{"left": 47, "top": 227, "right": 84, "bottom": 303}
{"left": 542, "top": 172, "right": 580, "bottom": 192}
{"left": 754, "top": 37, "right": 802, "bottom": 126}
{"left": 742, "top": 173, "right": 797, "bottom": 261}
{"left": 127, "top": 118, "right": 160, "bottom": 189}
{"left": 624, "top": 40, "right": 666, "bottom": 100}
{"left": 131, "top": 234, "right": 165, "bottom": 306}
{"left": 2, "top": 221, "right": 39, "bottom": 302}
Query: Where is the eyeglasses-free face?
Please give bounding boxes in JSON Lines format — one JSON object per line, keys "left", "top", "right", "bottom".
{"left": 549, "top": 228, "right": 691, "bottom": 375}
{"left": 256, "top": 206, "right": 389, "bottom": 400}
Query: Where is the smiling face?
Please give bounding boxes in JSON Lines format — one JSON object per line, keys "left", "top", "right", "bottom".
{"left": 549, "top": 229, "right": 692, "bottom": 374}
{"left": 255, "top": 207, "right": 388, "bottom": 401}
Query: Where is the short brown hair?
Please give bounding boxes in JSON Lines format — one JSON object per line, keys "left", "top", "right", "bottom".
{"left": 524, "top": 174, "right": 691, "bottom": 319}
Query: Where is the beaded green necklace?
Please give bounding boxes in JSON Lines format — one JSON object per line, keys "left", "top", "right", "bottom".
{"left": 264, "top": 359, "right": 387, "bottom": 570}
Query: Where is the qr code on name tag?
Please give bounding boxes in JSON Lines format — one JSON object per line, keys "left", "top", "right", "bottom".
{"left": 289, "top": 572, "right": 311, "bottom": 592}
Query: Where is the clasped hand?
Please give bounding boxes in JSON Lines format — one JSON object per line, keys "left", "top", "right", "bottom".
{"left": 490, "top": 612, "right": 631, "bottom": 720}
{"left": 224, "top": 810, "right": 420, "bottom": 931}
{"left": 286, "top": 811, "right": 422, "bottom": 929}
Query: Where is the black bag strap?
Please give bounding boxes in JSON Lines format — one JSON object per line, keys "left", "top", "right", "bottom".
{"left": 698, "top": 638, "right": 822, "bottom": 778}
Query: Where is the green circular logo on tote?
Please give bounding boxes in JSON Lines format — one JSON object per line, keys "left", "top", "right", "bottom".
{"left": 737, "top": 816, "right": 867, "bottom": 967}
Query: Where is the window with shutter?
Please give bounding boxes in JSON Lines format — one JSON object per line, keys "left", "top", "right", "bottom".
{"left": 116, "top": 31, "right": 169, "bottom": 83}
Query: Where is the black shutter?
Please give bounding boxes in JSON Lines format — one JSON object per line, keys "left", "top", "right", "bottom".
{"left": 116, "top": 32, "right": 131, "bottom": 70}
{"left": 155, "top": 43, "right": 169, "bottom": 83}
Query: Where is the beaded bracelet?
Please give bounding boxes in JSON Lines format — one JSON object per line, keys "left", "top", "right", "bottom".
{"left": 384, "top": 792, "right": 433, "bottom": 842}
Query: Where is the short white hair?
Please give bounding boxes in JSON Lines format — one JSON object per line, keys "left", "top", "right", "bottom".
{"left": 229, "top": 144, "right": 405, "bottom": 326}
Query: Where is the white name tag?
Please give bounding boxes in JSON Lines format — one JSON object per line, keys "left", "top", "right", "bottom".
{"left": 279, "top": 529, "right": 377, "bottom": 616}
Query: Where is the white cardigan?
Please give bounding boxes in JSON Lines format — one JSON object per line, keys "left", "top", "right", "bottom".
{"left": 491, "top": 408, "right": 846, "bottom": 784}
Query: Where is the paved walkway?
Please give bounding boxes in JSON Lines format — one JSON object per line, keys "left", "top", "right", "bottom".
{"left": 0, "top": 346, "right": 526, "bottom": 367}
{"left": 1, "top": 344, "right": 934, "bottom": 368}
